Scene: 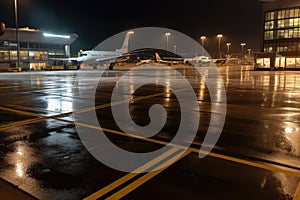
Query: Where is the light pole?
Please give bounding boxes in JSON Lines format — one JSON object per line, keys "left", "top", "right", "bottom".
{"left": 165, "top": 32, "right": 171, "bottom": 56}
{"left": 14, "top": 0, "right": 20, "bottom": 68}
{"left": 200, "top": 36, "right": 206, "bottom": 56}
{"left": 217, "top": 34, "right": 223, "bottom": 59}
{"left": 173, "top": 45, "right": 177, "bottom": 55}
{"left": 247, "top": 49, "right": 251, "bottom": 58}
{"left": 240, "top": 43, "right": 246, "bottom": 59}
{"left": 226, "top": 42, "right": 231, "bottom": 57}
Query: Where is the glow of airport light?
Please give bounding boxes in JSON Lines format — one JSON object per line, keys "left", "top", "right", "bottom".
{"left": 240, "top": 43, "right": 246, "bottom": 58}
{"left": 226, "top": 42, "right": 231, "bottom": 55}
{"left": 200, "top": 36, "right": 206, "bottom": 46}
{"left": 200, "top": 36, "right": 206, "bottom": 56}
{"left": 285, "top": 126, "right": 294, "bottom": 134}
{"left": 165, "top": 32, "right": 171, "bottom": 54}
{"left": 43, "top": 32, "right": 70, "bottom": 39}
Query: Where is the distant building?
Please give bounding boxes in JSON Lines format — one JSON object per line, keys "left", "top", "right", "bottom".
{"left": 0, "top": 27, "right": 78, "bottom": 71}
{"left": 262, "top": 0, "right": 300, "bottom": 53}
{"left": 256, "top": 0, "right": 300, "bottom": 69}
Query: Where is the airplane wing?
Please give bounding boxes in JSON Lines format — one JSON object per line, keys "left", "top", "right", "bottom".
{"left": 48, "top": 57, "right": 79, "bottom": 61}
{"left": 95, "top": 55, "right": 120, "bottom": 63}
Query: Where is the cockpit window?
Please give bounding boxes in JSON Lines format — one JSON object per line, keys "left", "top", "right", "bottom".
{"left": 80, "top": 53, "right": 87, "bottom": 57}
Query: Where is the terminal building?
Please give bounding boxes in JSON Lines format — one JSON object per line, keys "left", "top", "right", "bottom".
{"left": 0, "top": 27, "right": 78, "bottom": 71}
{"left": 255, "top": 0, "right": 300, "bottom": 70}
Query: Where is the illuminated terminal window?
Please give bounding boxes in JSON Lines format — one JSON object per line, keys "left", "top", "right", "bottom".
{"left": 20, "top": 51, "right": 28, "bottom": 61}
{"left": 0, "top": 50, "right": 48, "bottom": 62}
{"left": 264, "top": 42, "right": 300, "bottom": 53}
{"left": 277, "top": 18, "right": 300, "bottom": 28}
{"left": 0, "top": 51, "right": 9, "bottom": 60}
{"left": 0, "top": 28, "right": 77, "bottom": 71}
{"left": 265, "top": 11, "right": 275, "bottom": 21}
{"left": 265, "top": 21, "right": 274, "bottom": 30}
{"left": 10, "top": 51, "right": 17, "bottom": 61}
{"left": 264, "top": 6, "right": 300, "bottom": 53}
{"left": 264, "top": 31, "right": 274, "bottom": 40}
{"left": 28, "top": 51, "right": 47, "bottom": 60}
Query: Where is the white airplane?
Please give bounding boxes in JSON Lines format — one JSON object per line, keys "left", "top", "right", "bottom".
{"left": 52, "top": 31, "right": 134, "bottom": 67}
{"left": 184, "top": 56, "right": 211, "bottom": 66}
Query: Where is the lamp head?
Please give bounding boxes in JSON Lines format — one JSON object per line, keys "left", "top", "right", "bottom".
{"left": 0, "top": 22, "right": 5, "bottom": 36}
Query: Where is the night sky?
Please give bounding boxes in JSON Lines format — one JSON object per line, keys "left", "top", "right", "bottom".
{"left": 0, "top": 0, "right": 263, "bottom": 56}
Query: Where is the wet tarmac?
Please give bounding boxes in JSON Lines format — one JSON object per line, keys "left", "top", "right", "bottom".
{"left": 0, "top": 64, "right": 299, "bottom": 199}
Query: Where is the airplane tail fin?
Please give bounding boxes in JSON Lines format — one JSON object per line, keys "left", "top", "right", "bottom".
{"left": 115, "top": 31, "right": 134, "bottom": 54}
{"left": 155, "top": 52, "right": 163, "bottom": 62}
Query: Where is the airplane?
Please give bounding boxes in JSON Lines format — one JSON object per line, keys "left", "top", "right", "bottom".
{"left": 109, "top": 50, "right": 184, "bottom": 69}
{"left": 107, "top": 48, "right": 154, "bottom": 69}
{"left": 211, "top": 58, "right": 227, "bottom": 65}
{"left": 211, "top": 56, "right": 241, "bottom": 65}
{"left": 51, "top": 31, "right": 134, "bottom": 68}
{"left": 184, "top": 55, "right": 211, "bottom": 66}
{"left": 135, "top": 52, "right": 156, "bottom": 66}
{"left": 135, "top": 58, "right": 154, "bottom": 66}
{"left": 154, "top": 52, "right": 184, "bottom": 65}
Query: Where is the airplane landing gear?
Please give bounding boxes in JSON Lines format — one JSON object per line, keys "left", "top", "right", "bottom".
{"left": 109, "top": 62, "right": 115, "bottom": 70}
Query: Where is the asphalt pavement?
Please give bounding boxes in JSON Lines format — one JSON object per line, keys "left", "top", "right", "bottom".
{"left": 0, "top": 64, "right": 300, "bottom": 199}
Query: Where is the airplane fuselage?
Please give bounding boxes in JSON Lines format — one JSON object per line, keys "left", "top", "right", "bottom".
{"left": 78, "top": 50, "right": 123, "bottom": 65}
{"left": 75, "top": 31, "right": 134, "bottom": 66}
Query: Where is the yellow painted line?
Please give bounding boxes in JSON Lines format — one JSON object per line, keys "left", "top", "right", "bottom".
{"left": 0, "top": 104, "right": 74, "bottom": 119}
{"left": 293, "top": 181, "right": 300, "bottom": 200}
{"left": 70, "top": 121, "right": 183, "bottom": 148}
{"left": 0, "top": 88, "right": 182, "bottom": 131}
{"left": 72, "top": 91, "right": 167, "bottom": 115}
{"left": 69, "top": 119, "right": 300, "bottom": 179}
{"left": 0, "top": 90, "right": 168, "bottom": 134}
{"left": 0, "top": 106, "right": 42, "bottom": 117}
{"left": 106, "top": 149, "right": 191, "bottom": 200}
{"left": 0, "top": 117, "right": 45, "bottom": 131}
{"left": 0, "top": 91, "right": 167, "bottom": 131}
{"left": 2, "top": 91, "right": 299, "bottom": 187}
{"left": 200, "top": 149, "right": 300, "bottom": 179}
{"left": 71, "top": 87, "right": 187, "bottom": 116}
{"left": 1, "top": 95, "right": 299, "bottom": 198}
{"left": 84, "top": 147, "right": 180, "bottom": 200}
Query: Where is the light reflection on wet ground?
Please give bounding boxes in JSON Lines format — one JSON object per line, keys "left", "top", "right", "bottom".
{"left": 0, "top": 66, "right": 299, "bottom": 199}
{"left": 218, "top": 66, "right": 300, "bottom": 163}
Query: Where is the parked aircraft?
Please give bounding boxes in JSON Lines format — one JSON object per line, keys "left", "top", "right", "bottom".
{"left": 154, "top": 52, "right": 184, "bottom": 65}
{"left": 184, "top": 56, "right": 211, "bottom": 66}
{"left": 52, "top": 31, "right": 134, "bottom": 68}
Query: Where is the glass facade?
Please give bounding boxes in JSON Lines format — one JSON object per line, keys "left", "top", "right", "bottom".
{"left": 263, "top": 7, "right": 300, "bottom": 53}
{"left": 0, "top": 40, "right": 67, "bottom": 70}
{"left": 0, "top": 28, "right": 77, "bottom": 71}
{"left": 0, "top": 40, "right": 65, "bottom": 61}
